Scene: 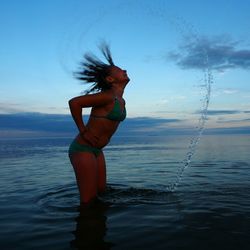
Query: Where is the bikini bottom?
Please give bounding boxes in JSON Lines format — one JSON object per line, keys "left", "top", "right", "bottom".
{"left": 68, "top": 140, "right": 102, "bottom": 157}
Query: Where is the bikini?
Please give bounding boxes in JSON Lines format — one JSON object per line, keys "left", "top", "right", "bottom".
{"left": 91, "top": 97, "right": 126, "bottom": 121}
{"left": 68, "top": 97, "right": 126, "bottom": 157}
{"left": 68, "top": 141, "right": 102, "bottom": 157}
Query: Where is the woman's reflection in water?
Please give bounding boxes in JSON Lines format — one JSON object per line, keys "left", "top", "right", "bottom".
{"left": 71, "top": 199, "right": 114, "bottom": 249}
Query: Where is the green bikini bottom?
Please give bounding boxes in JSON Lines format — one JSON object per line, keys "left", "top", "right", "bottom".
{"left": 68, "top": 140, "right": 102, "bottom": 157}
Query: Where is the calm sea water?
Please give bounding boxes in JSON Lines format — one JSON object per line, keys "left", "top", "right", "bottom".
{"left": 0, "top": 134, "right": 250, "bottom": 250}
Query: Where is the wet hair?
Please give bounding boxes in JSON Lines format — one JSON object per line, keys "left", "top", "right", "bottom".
{"left": 74, "top": 43, "right": 115, "bottom": 94}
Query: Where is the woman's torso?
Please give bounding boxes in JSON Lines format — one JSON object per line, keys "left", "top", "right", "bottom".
{"left": 74, "top": 96, "right": 125, "bottom": 148}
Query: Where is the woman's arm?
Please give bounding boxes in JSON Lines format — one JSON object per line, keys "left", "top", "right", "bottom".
{"left": 68, "top": 92, "right": 111, "bottom": 134}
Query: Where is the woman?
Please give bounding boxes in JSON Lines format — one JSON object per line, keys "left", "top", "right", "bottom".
{"left": 68, "top": 44, "right": 130, "bottom": 205}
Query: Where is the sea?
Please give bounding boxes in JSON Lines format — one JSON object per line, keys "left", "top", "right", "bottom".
{"left": 0, "top": 134, "right": 250, "bottom": 250}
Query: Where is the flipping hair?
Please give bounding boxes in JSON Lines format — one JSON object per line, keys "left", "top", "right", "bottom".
{"left": 74, "top": 43, "right": 115, "bottom": 94}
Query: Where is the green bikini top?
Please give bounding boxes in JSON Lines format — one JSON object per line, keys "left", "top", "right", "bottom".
{"left": 91, "top": 97, "right": 126, "bottom": 122}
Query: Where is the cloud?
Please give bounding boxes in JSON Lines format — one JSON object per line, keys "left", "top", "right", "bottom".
{"left": 1, "top": 112, "right": 250, "bottom": 138}
{"left": 195, "top": 109, "right": 242, "bottom": 115}
{"left": 217, "top": 118, "right": 250, "bottom": 123}
{"left": 196, "top": 108, "right": 250, "bottom": 116}
{"left": 204, "top": 126, "right": 250, "bottom": 135}
{"left": 121, "top": 117, "right": 182, "bottom": 127}
{"left": 221, "top": 88, "right": 239, "bottom": 94}
{"left": 211, "top": 88, "right": 240, "bottom": 98}
{"left": 118, "top": 117, "right": 185, "bottom": 134}
{"left": 0, "top": 102, "right": 25, "bottom": 114}
{"left": 206, "top": 110, "right": 241, "bottom": 115}
{"left": 0, "top": 113, "right": 186, "bottom": 137}
{"left": 195, "top": 109, "right": 250, "bottom": 126}
{"left": 156, "top": 96, "right": 187, "bottom": 106}
{"left": 168, "top": 36, "right": 250, "bottom": 71}
{"left": 0, "top": 112, "right": 75, "bottom": 134}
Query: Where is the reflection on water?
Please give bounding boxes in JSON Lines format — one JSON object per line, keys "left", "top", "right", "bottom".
{"left": 71, "top": 199, "right": 114, "bottom": 250}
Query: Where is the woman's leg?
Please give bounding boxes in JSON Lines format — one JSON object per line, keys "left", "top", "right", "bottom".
{"left": 69, "top": 152, "right": 98, "bottom": 204}
{"left": 96, "top": 151, "right": 107, "bottom": 194}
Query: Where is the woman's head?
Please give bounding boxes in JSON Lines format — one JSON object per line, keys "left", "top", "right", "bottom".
{"left": 105, "top": 65, "right": 129, "bottom": 86}
{"left": 75, "top": 43, "right": 129, "bottom": 94}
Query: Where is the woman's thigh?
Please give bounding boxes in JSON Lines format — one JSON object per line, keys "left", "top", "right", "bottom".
{"left": 69, "top": 152, "right": 98, "bottom": 203}
{"left": 96, "top": 151, "right": 107, "bottom": 193}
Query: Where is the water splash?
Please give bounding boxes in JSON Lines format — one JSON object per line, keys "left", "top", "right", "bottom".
{"left": 142, "top": 4, "right": 214, "bottom": 191}
{"left": 168, "top": 64, "right": 213, "bottom": 192}
{"left": 167, "top": 35, "right": 213, "bottom": 191}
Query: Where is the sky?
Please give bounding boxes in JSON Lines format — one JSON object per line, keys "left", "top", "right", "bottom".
{"left": 1, "top": 0, "right": 250, "bottom": 137}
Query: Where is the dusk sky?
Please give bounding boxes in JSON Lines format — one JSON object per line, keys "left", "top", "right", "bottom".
{"left": 1, "top": 0, "right": 250, "bottom": 136}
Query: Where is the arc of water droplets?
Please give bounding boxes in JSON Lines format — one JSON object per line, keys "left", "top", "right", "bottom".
{"left": 144, "top": 5, "right": 213, "bottom": 191}
{"left": 167, "top": 18, "right": 213, "bottom": 192}
{"left": 168, "top": 65, "right": 213, "bottom": 192}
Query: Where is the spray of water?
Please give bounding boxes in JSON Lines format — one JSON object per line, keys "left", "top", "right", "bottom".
{"left": 166, "top": 24, "right": 213, "bottom": 192}
{"left": 143, "top": 5, "right": 214, "bottom": 191}
{"left": 168, "top": 64, "right": 213, "bottom": 192}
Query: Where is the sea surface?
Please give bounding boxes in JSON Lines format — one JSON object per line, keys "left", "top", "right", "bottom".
{"left": 0, "top": 134, "right": 250, "bottom": 250}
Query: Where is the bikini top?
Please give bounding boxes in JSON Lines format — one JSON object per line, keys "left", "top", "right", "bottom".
{"left": 91, "top": 97, "right": 126, "bottom": 122}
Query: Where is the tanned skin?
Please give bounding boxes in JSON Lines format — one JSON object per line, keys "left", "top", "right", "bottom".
{"left": 69, "top": 66, "right": 130, "bottom": 204}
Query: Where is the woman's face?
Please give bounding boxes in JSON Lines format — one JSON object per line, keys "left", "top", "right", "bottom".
{"left": 108, "top": 66, "right": 130, "bottom": 84}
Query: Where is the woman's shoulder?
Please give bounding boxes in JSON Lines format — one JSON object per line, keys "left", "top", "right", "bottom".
{"left": 86, "top": 91, "right": 114, "bottom": 102}
{"left": 69, "top": 91, "right": 114, "bottom": 107}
